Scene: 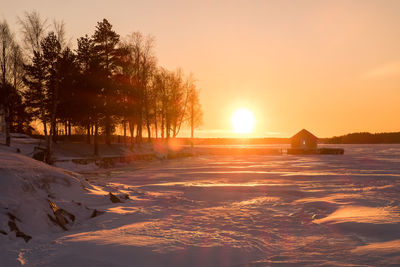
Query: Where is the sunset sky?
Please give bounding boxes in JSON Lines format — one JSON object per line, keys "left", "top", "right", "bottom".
{"left": 2, "top": 0, "right": 400, "bottom": 138}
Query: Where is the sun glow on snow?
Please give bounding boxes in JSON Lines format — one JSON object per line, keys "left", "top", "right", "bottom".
{"left": 231, "top": 108, "right": 256, "bottom": 134}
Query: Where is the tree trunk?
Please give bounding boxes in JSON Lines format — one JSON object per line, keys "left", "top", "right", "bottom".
{"left": 68, "top": 120, "right": 71, "bottom": 137}
{"left": 1, "top": 107, "right": 5, "bottom": 137}
{"left": 136, "top": 121, "right": 142, "bottom": 143}
{"left": 154, "top": 108, "right": 158, "bottom": 139}
{"left": 64, "top": 122, "right": 68, "bottom": 137}
{"left": 18, "top": 117, "right": 24, "bottom": 133}
{"left": 146, "top": 120, "right": 151, "bottom": 143}
{"left": 47, "top": 110, "right": 56, "bottom": 162}
{"left": 166, "top": 116, "right": 170, "bottom": 140}
{"left": 94, "top": 122, "right": 99, "bottom": 156}
{"left": 123, "top": 120, "right": 127, "bottom": 144}
{"left": 191, "top": 105, "right": 194, "bottom": 148}
{"left": 2, "top": 39, "right": 10, "bottom": 146}
{"left": 161, "top": 108, "right": 165, "bottom": 140}
{"left": 47, "top": 75, "right": 60, "bottom": 163}
{"left": 54, "top": 122, "right": 58, "bottom": 144}
{"left": 143, "top": 93, "right": 151, "bottom": 143}
{"left": 41, "top": 114, "right": 47, "bottom": 137}
{"left": 105, "top": 114, "right": 111, "bottom": 145}
{"left": 86, "top": 123, "right": 91, "bottom": 144}
{"left": 136, "top": 96, "right": 143, "bottom": 143}
{"left": 5, "top": 106, "right": 10, "bottom": 146}
{"left": 129, "top": 120, "right": 134, "bottom": 146}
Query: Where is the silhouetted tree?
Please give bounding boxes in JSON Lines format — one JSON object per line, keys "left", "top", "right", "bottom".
{"left": 166, "top": 69, "right": 189, "bottom": 138}
{"left": 9, "top": 87, "right": 32, "bottom": 133}
{"left": 18, "top": 11, "right": 48, "bottom": 57}
{"left": 19, "top": 11, "right": 49, "bottom": 137}
{"left": 41, "top": 32, "right": 62, "bottom": 161}
{"left": 92, "top": 19, "right": 120, "bottom": 146}
{"left": 57, "top": 48, "right": 79, "bottom": 138}
{"left": 9, "top": 42, "right": 30, "bottom": 134}
{"left": 122, "top": 32, "right": 157, "bottom": 143}
{"left": 76, "top": 33, "right": 108, "bottom": 155}
{"left": 12, "top": 14, "right": 205, "bottom": 155}
{"left": 76, "top": 35, "right": 95, "bottom": 144}
{"left": 23, "top": 51, "right": 47, "bottom": 136}
{"left": 0, "top": 20, "right": 25, "bottom": 145}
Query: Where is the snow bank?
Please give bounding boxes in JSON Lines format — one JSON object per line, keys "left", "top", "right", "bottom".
{"left": 0, "top": 150, "right": 104, "bottom": 241}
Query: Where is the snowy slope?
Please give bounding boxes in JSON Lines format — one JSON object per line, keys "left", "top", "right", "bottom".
{"left": 0, "top": 150, "right": 113, "bottom": 266}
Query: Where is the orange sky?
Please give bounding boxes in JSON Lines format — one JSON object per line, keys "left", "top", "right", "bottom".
{"left": 2, "top": 0, "right": 400, "bottom": 138}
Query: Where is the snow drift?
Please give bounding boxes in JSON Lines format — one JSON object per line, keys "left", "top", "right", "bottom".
{"left": 0, "top": 150, "right": 103, "bottom": 241}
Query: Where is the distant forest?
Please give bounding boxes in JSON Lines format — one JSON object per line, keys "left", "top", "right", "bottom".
{"left": 187, "top": 133, "right": 400, "bottom": 145}
{"left": 323, "top": 132, "right": 400, "bottom": 144}
{"left": 0, "top": 12, "right": 202, "bottom": 160}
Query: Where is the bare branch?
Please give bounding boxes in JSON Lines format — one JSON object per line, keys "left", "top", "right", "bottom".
{"left": 17, "top": 11, "right": 48, "bottom": 58}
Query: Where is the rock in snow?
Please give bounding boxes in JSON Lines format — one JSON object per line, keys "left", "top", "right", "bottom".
{"left": 0, "top": 150, "right": 102, "bottom": 241}
{"left": 109, "top": 192, "right": 123, "bottom": 203}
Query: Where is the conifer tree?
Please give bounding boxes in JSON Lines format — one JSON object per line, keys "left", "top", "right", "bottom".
{"left": 23, "top": 51, "right": 47, "bottom": 135}
{"left": 92, "top": 19, "right": 120, "bottom": 145}
{"left": 41, "top": 32, "right": 62, "bottom": 161}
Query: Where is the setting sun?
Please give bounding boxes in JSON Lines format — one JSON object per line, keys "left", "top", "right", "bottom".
{"left": 231, "top": 108, "right": 256, "bottom": 134}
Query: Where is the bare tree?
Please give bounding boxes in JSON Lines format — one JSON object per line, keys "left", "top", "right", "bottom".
{"left": 10, "top": 43, "right": 24, "bottom": 90}
{"left": 19, "top": 11, "right": 49, "bottom": 137}
{"left": 153, "top": 68, "right": 187, "bottom": 139}
{"left": 53, "top": 20, "right": 68, "bottom": 50}
{"left": 0, "top": 20, "right": 14, "bottom": 145}
{"left": 186, "top": 76, "right": 203, "bottom": 142}
{"left": 9, "top": 42, "right": 29, "bottom": 134}
{"left": 169, "top": 69, "right": 189, "bottom": 138}
{"left": 122, "top": 32, "right": 156, "bottom": 143}
{"left": 18, "top": 11, "right": 48, "bottom": 57}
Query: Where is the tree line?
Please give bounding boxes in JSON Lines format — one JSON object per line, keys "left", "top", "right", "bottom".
{"left": 324, "top": 132, "right": 400, "bottom": 144}
{"left": 0, "top": 12, "right": 202, "bottom": 160}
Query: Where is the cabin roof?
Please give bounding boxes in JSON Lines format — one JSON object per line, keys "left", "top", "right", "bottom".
{"left": 291, "top": 129, "right": 318, "bottom": 140}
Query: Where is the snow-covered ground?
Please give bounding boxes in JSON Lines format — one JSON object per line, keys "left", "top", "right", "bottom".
{"left": 2, "top": 143, "right": 400, "bottom": 266}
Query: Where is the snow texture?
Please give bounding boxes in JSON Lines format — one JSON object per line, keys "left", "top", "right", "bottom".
{"left": 2, "top": 142, "right": 400, "bottom": 266}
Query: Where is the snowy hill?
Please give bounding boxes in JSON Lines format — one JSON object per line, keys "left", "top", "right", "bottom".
{"left": 0, "top": 150, "right": 104, "bottom": 237}
{"left": 0, "top": 148, "right": 117, "bottom": 266}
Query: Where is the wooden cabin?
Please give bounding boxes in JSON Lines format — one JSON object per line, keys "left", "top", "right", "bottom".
{"left": 290, "top": 129, "right": 318, "bottom": 150}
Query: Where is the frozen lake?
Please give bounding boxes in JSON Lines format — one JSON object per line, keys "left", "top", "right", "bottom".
{"left": 15, "top": 145, "right": 400, "bottom": 266}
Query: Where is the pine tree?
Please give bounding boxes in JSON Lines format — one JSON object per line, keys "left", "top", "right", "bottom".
{"left": 76, "top": 35, "right": 95, "bottom": 144}
{"left": 76, "top": 34, "right": 105, "bottom": 155}
{"left": 92, "top": 19, "right": 120, "bottom": 146}
{"left": 41, "top": 32, "right": 62, "bottom": 162}
{"left": 57, "top": 48, "right": 79, "bottom": 138}
{"left": 23, "top": 51, "right": 47, "bottom": 134}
